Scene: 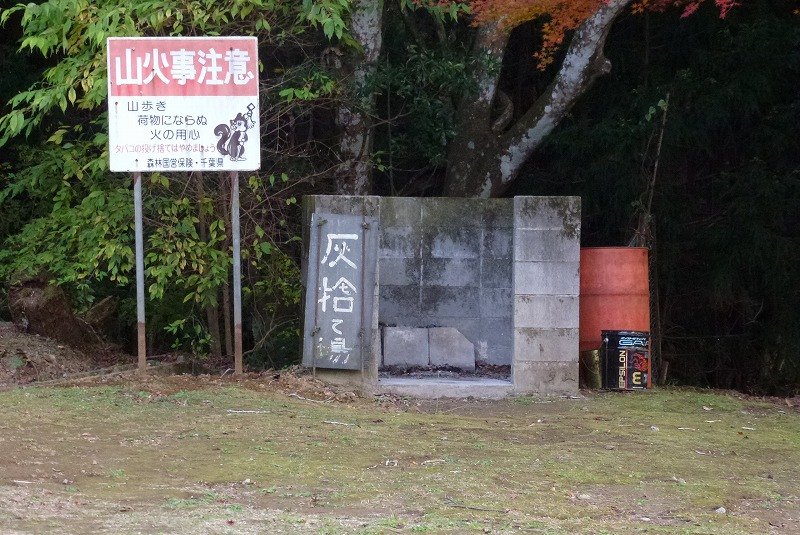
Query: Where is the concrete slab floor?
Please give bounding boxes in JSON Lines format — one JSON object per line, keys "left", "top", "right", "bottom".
{"left": 376, "top": 377, "right": 514, "bottom": 399}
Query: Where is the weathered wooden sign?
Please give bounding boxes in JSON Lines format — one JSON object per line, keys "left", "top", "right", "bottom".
{"left": 303, "top": 213, "right": 379, "bottom": 370}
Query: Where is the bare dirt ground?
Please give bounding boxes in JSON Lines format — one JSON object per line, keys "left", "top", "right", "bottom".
{"left": 2, "top": 321, "right": 800, "bottom": 534}
{"left": 0, "top": 321, "right": 137, "bottom": 386}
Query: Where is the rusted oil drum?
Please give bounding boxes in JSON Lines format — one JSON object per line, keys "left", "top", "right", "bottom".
{"left": 579, "top": 247, "right": 650, "bottom": 352}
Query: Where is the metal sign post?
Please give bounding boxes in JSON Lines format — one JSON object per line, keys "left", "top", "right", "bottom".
{"left": 134, "top": 172, "right": 146, "bottom": 373}
{"left": 231, "top": 171, "right": 243, "bottom": 375}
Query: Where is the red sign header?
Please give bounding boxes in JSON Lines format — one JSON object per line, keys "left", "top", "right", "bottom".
{"left": 107, "top": 37, "right": 258, "bottom": 98}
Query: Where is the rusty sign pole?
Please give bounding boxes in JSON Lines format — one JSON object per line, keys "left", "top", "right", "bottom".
{"left": 231, "top": 171, "right": 243, "bottom": 375}
{"left": 133, "top": 171, "right": 147, "bottom": 373}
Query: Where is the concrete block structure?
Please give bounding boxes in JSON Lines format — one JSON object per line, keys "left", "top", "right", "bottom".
{"left": 512, "top": 197, "right": 581, "bottom": 394}
{"left": 382, "top": 326, "right": 475, "bottom": 371}
{"left": 379, "top": 197, "right": 514, "bottom": 366}
{"left": 382, "top": 327, "right": 429, "bottom": 368}
{"left": 302, "top": 195, "right": 581, "bottom": 397}
{"left": 429, "top": 327, "right": 475, "bottom": 371}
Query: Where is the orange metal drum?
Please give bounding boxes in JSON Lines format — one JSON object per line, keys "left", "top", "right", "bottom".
{"left": 579, "top": 247, "right": 650, "bottom": 352}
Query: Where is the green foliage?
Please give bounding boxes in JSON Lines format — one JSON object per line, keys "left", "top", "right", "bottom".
{"left": 165, "top": 317, "right": 214, "bottom": 355}
{"left": 301, "top": 0, "right": 351, "bottom": 40}
{"left": 376, "top": 46, "right": 464, "bottom": 166}
{"left": 0, "top": 137, "right": 132, "bottom": 310}
{"left": 277, "top": 70, "right": 336, "bottom": 102}
{"left": 0, "top": 0, "right": 344, "bottom": 356}
{"left": 644, "top": 98, "right": 668, "bottom": 122}
{"left": 245, "top": 236, "right": 302, "bottom": 369}
{"left": 145, "top": 189, "right": 227, "bottom": 304}
{"left": 371, "top": 5, "right": 480, "bottom": 193}
{"left": 399, "top": 0, "right": 472, "bottom": 23}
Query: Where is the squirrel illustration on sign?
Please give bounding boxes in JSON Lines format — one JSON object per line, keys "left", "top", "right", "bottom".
{"left": 214, "top": 105, "right": 256, "bottom": 162}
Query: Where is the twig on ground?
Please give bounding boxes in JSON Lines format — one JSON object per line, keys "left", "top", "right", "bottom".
{"left": 445, "top": 496, "right": 509, "bottom": 513}
{"left": 289, "top": 392, "right": 334, "bottom": 403}
{"left": 439, "top": 405, "right": 470, "bottom": 414}
{"left": 323, "top": 420, "right": 353, "bottom": 426}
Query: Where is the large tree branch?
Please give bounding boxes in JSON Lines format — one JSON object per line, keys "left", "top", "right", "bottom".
{"left": 444, "top": 0, "right": 633, "bottom": 197}
{"left": 465, "top": 19, "right": 511, "bottom": 125}
{"left": 496, "top": 0, "right": 631, "bottom": 192}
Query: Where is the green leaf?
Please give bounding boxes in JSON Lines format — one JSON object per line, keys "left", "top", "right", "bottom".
{"left": 278, "top": 88, "right": 294, "bottom": 102}
{"left": 322, "top": 19, "right": 334, "bottom": 40}
{"left": 47, "top": 128, "right": 69, "bottom": 145}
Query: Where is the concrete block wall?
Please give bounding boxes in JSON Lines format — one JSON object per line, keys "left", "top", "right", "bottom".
{"left": 512, "top": 197, "right": 581, "bottom": 395}
{"left": 383, "top": 326, "right": 475, "bottom": 371}
{"left": 379, "top": 198, "right": 513, "bottom": 366}
{"left": 303, "top": 195, "right": 581, "bottom": 396}
{"left": 382, "top": 327, "right": 429, "bottom": 368}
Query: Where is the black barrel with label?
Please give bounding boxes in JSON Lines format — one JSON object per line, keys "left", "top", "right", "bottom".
{"left": 601, "top": 330, "right": 650, "bottom": 390}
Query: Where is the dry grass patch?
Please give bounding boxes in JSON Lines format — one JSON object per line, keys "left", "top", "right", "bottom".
{"left": 0, "top": 376, "right": 798, "bottom": 534}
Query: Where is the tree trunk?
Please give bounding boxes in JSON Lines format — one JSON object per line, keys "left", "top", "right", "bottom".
{"left": 195, "top": 172, "right": 223, "bottom": 360}
{"left": 216, "top": 174, "right": 234, "bottom": 358}
{"left": 222, "top": 281, "right": 233, "bottom": 358}
{"left": 443, "top": 0, "right": 633, "bottom": 197}
{"left": 334, "top": 0, "right": 384, "bottom": 195}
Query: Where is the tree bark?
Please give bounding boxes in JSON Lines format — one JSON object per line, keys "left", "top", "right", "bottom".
{"left": 334, "top": 0, "right": 384, "bottom": 195}
{"left": 443, "top": 0, "right": 633, "bottom": 197}
{"left": 216, "top": 174, "right": 234, "bottom": 358}
{"left": 195, "top": 172, "right": 223, "bottom": 360}
{"left": 222, "top": 281, "right": 233, "bottom": 358}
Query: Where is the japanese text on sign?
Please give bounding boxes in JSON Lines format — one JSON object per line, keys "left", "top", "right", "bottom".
{"left": 303, "top": 213, "right": 378, "bottom": 371}
{"left": 108, "top": 38, "right": 257, "bottom": 97}
{"left": 317, "top": 233, "right": 361, "bottom": 365}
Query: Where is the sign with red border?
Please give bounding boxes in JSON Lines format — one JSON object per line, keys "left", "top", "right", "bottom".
{"left": 107, "top": 37, "right": 260, "bottom": 172}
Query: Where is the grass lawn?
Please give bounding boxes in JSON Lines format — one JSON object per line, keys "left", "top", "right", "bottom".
{"left": 0, "top": 374, "right": 797, "bottom": 534}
